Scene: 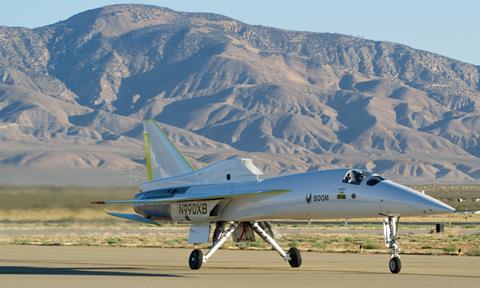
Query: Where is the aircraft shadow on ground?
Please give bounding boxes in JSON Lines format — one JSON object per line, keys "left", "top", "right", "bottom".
{"left": 0, "top": 266, "right": 183, "bottom": 277}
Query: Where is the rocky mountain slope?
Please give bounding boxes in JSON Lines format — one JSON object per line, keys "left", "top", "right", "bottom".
{"left": 0, "top": 4, "right": 479, "bottom": 184}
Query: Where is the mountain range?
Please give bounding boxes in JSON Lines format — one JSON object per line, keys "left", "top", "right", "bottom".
{"left": 0, "top": 4, "right": 479, "bottom": 185}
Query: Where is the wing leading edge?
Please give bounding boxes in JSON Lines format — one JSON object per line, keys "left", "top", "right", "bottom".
{"left": 93, "top": 189, "right": 290, "bottom": 205}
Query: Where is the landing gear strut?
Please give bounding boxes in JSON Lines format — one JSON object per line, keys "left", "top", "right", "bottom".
{"left": 251, "top": 222, "right": 302, "bottom": 268}
{"left": 188, "top": 221, "right": 301, "bottom": 269}
{"left": 383, "top": 216, "right": 401, "bottom": 274}
{"left": 189, "top": 222, "right": 238, "bottom": 270}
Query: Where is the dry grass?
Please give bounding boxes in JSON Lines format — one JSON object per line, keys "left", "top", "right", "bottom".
{"left": 0, "top": 224, "right": 478, "bottom": 256}
{"left": 316, "top": 213, "right": 480, "bottom": 224}
{"left": 0, "top": 208, "right": 130, "bottom": 222}
{"left": 0, "top": 185, "right": 134, "bottom": 222}
{"left": 410, "top": 184, "right": 480, "bottom": 211}
{"left": 0, "top": 185, "right": 136, "bottom": 210}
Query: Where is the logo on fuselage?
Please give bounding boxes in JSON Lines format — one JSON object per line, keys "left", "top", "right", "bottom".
{"left": 306, "top": 193, "right": 329, "bottom": 204}
{"left": 306, "top": 193, "right": 312, "bottom": 204}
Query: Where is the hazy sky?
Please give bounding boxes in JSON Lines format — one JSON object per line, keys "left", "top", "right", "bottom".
{"left": 1, "top": 0, "right": 478, "bottom": 65}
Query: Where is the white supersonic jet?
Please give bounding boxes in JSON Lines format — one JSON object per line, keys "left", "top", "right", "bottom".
{"left": 93, "top": 120, "right": 455, "bottom": 273}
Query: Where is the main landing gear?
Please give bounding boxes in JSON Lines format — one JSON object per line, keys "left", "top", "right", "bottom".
{"left": 188, "top": 221, "right": 302, "bottom": 270}
{"left": 251, "top": 222, "right": 302, "bottom": 268}
{"left": 383, "top": 215, "right": 401, "bottom": 274}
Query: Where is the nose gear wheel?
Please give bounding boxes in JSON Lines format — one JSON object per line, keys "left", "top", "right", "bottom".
{"left": 383, "top": 216, "right": 401, "bottom": 274}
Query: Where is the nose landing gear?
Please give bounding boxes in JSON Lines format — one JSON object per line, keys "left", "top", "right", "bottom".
{"left": 388, "top": 255, "right": 401, "bottom": 274}
{"left": 383, "top": 215, "right": 401, "bottom": 274}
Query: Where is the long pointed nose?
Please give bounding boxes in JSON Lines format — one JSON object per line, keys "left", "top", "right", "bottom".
{"left": 379, "top": 181, "right": 456, "bottom": 215}
{"left": 415, "top": 193, "right": 456, "bottom": 213}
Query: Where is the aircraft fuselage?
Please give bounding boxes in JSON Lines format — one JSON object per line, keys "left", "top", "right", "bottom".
{"left": 134, "top": 169, "right": 454, "bottom": 223}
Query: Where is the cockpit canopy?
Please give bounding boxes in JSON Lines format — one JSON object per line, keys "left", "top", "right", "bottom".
{"left": 342, "top": 169, "right": 385, "bottom": 186}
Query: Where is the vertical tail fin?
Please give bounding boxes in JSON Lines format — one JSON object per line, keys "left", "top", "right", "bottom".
{"left": 143, "top": 120, "right": 194, "bottom": 181}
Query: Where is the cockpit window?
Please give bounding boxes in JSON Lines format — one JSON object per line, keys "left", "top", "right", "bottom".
{"left": 343, "top": 169, "right": 367, "bottom": 185}
{"left": 366, "top": 175, "right": 385, "bottom": 186}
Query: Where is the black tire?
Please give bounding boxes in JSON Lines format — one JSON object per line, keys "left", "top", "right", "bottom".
{"left": 189, "top": 249, "right": 203, "bottom": 270}
{"left": 389, "top": 256, "right": 401, "bottom": 274}
{"left": 287, "top": 247, "right": 302, "bottom": 268}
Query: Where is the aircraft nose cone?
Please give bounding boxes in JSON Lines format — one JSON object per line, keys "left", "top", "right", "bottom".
{"left": 421, "top": 197, "right": 456, "bottom": 214}
{"left": 407, "top": 188, "right": 456, "bottom": 214}
{"left": 379, "top": 181, "right": 456, "bottom": 215}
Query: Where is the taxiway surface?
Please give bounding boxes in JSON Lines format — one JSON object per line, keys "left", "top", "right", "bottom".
{"left": 0, "top": 245, "right": 478, "bottom": 288}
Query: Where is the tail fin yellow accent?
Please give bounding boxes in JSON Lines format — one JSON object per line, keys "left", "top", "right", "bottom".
{"left": 143, "top": 132, "right": 153, "bottom": 181}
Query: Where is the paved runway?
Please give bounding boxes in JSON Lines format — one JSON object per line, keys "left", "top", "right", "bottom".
{"left": 0, "top": 245, "right": 479, "bottom": 288}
